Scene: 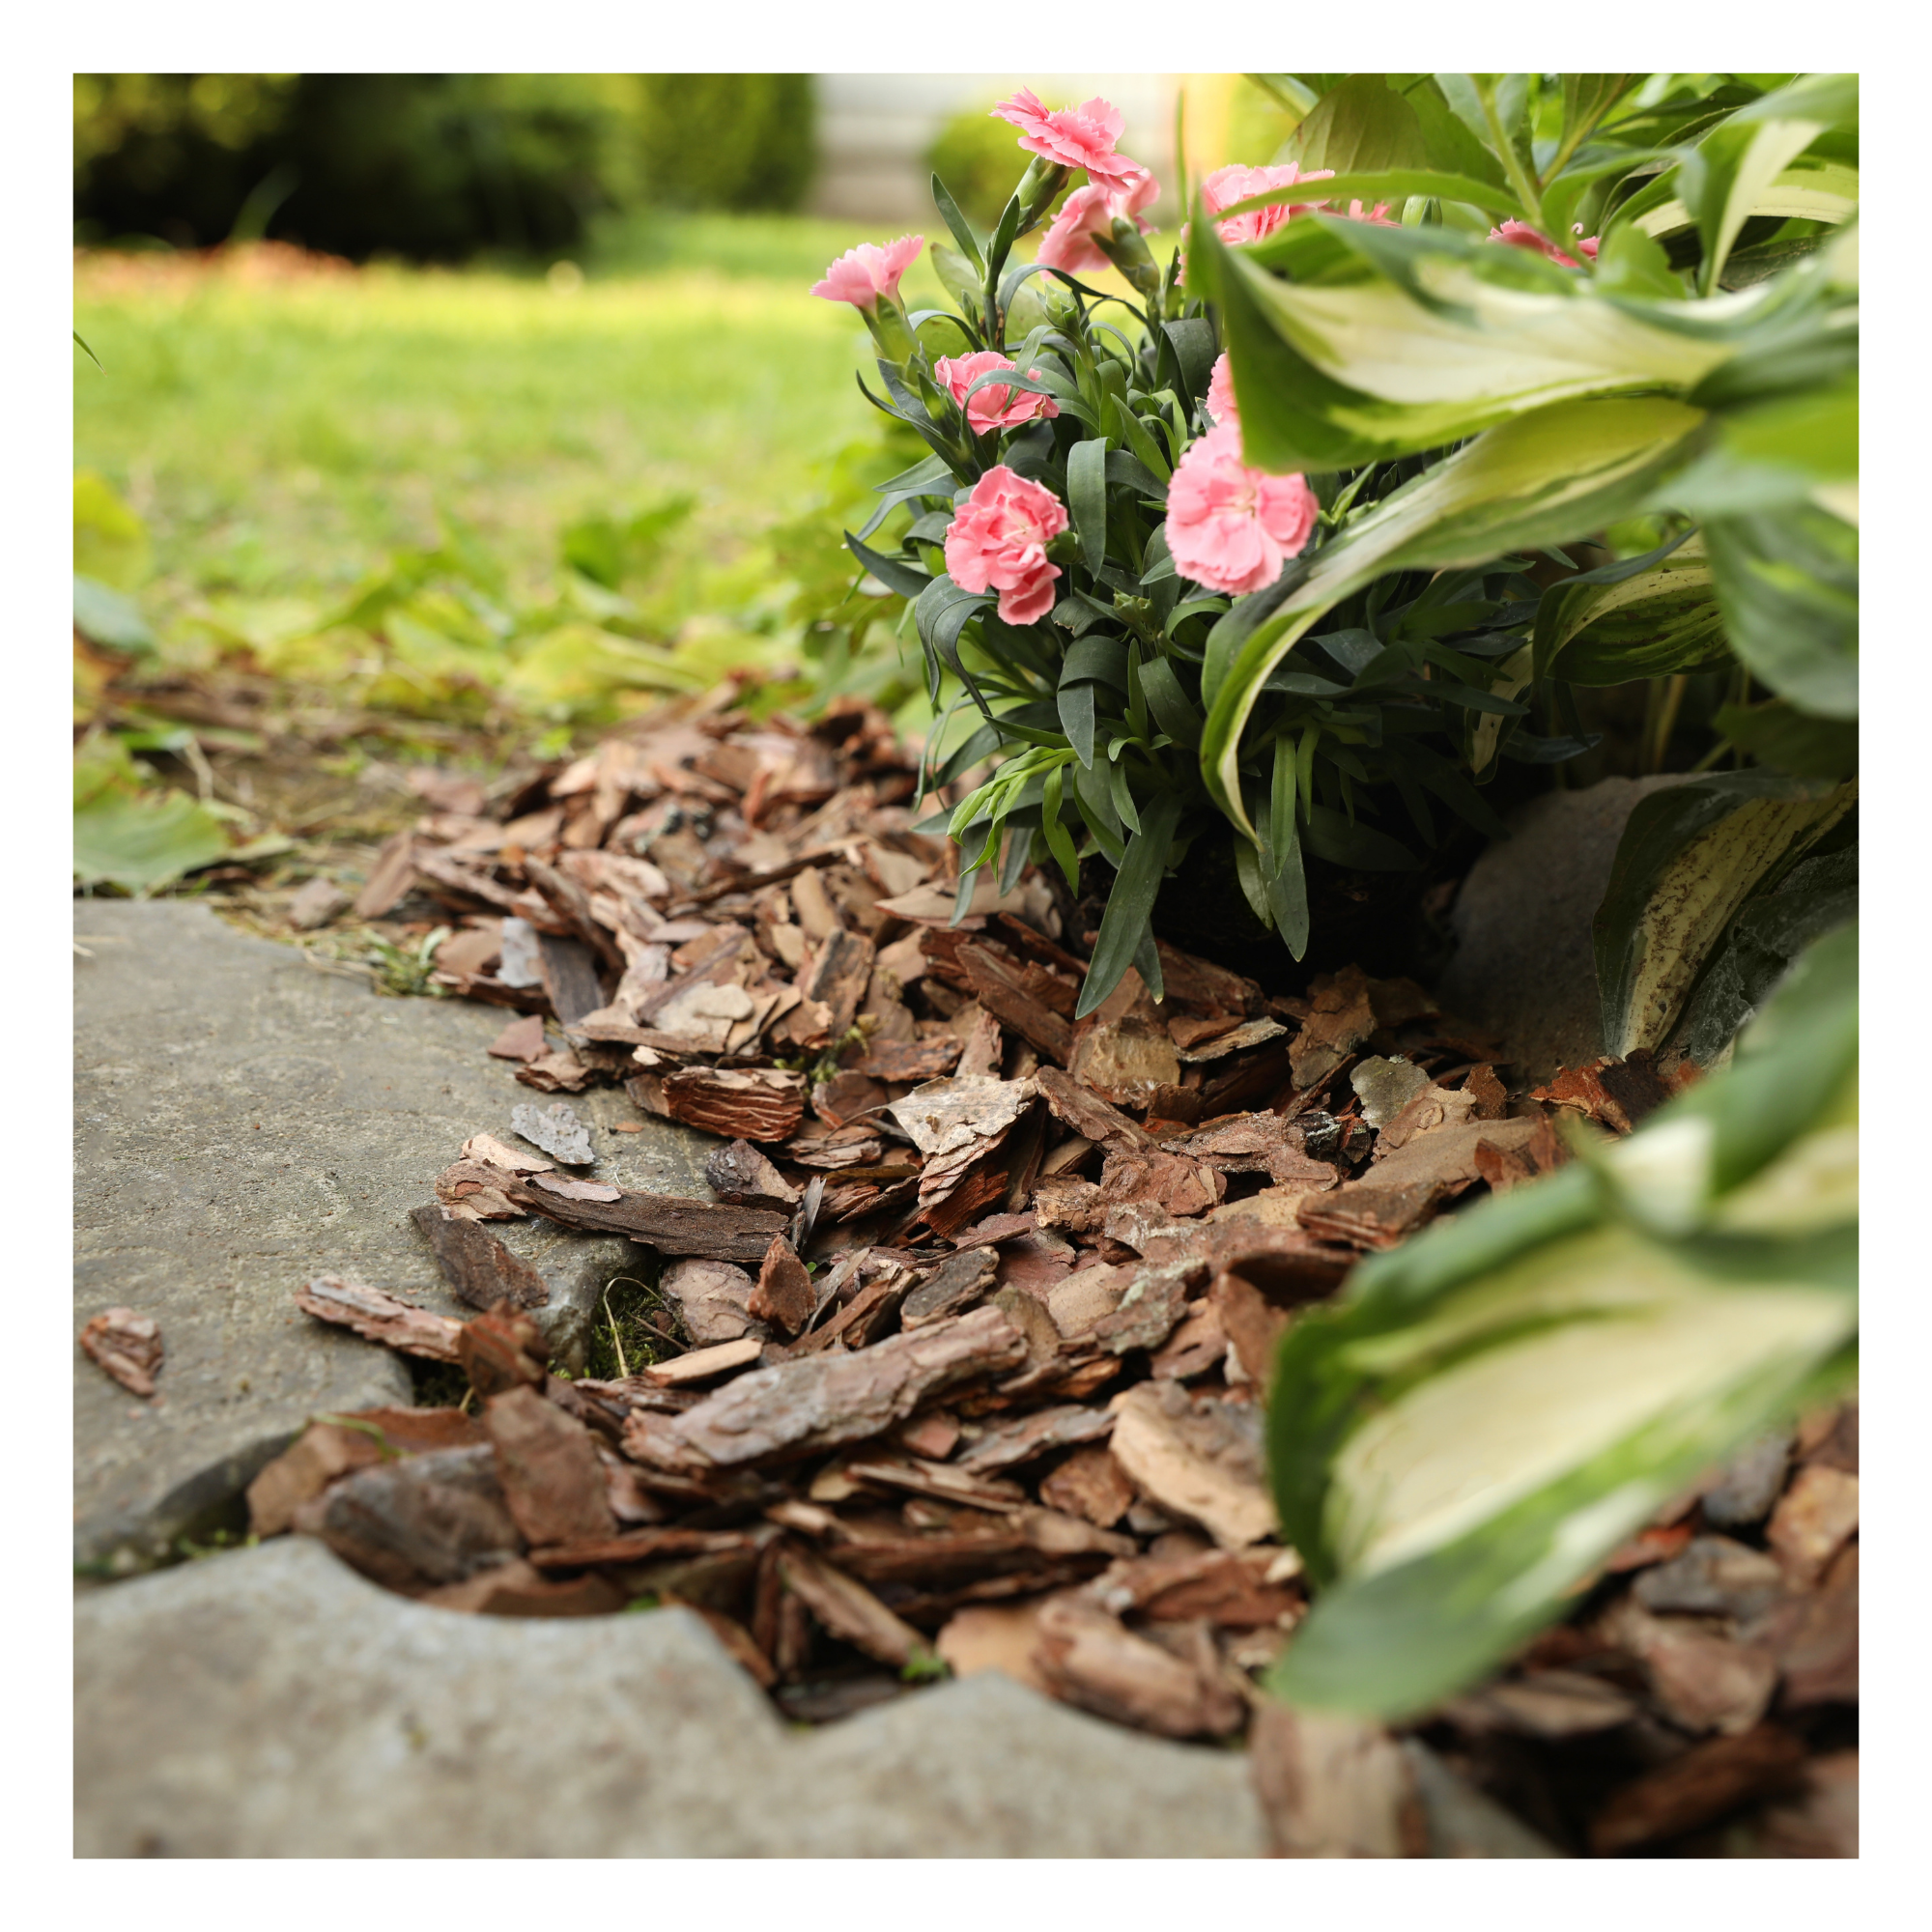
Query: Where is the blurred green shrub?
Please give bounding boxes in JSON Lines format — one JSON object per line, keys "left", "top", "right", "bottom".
{"left": 74, "top": 73, "right": 817, "bottom": 260}
{"left": 923, "top": 101, "right": 1031, "bottom": 227}
{"left": 634, "top": 75, "right": 816, "bottom": 213}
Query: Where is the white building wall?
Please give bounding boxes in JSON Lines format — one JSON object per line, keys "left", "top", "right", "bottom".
{"left": 808, "top": 74, "right": 1190, "bottom": 227}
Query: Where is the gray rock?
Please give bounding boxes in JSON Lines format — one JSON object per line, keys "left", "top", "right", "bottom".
{"left": 1702, "top": 1431, "right": 1794, "bottom": 1528}
{"left": 74, "top": 1538, "right": 1267, "bottom": 1857}
{"left": 1435, "top": 776, "right": 1687, "bottom": 1086}
{"left": 73, "top": 901, "right": 713, "bottom": 1573}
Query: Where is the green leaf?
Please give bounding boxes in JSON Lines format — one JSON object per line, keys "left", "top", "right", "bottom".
{"left": 844, "top": 528, "right": 932, "bottom": 601}
{"left": 1159, "top": 319, "right": 1217, "bottom": 404}
{"left": 72, "top": 575, "right": 156, "bottom": 655}
{"left": 1303, "top": 804, "right": 1417, "bottom": 871}
{"left": 1700, "top": 505, "right": 1858, "bottom": 719}
{"left": 1040, "top": 763, "right": 1080, "bottom": 891}
{"left": 1199, "top": 396, "right": 1708, "bottom": 840}
{"left": 1261, "top": 735, "right": 1310, "bottom": 956}
{"left": 1291, "top": 74, "right": 1429, "bottom": 175}
{"left": 1065, "top": 439, "right": 1108, "bottom": 573}
{"left": 1715, "top": 697, "right": 1857, "bottom": 780}
{"left": 73, "top": 328, "right": 103, "bottom": 369}
{"left": 1593, "top": 770, "right": 1857, "bottom": 1058}
{"left": 1264, "top": 921, "right": 1858, "bottom": 1716}
{"left": 1056, "top": 680, "right": 1097, "bottom": 769}
{"left": 74, "top": 783, "right": 232, "bottom": 893}
{"left": 1138, "top": 657, "right": 1203, "bottom": 750}
{"left": 929, "top": 175, "right": 986, "bottom": 274}
{"left": 1076, "top": 790, "right": 1182, "bottom": 1019}
{"left": 1532, "top": 532, "right": 1728, "bottom": 684}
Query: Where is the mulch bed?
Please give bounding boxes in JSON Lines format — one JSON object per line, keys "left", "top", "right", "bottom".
{"left": 83, "top": 690, "right": 1858, "bottom": 1857}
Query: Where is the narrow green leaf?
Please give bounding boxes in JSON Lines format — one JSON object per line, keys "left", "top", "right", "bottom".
{"left": 844, "top": 529, "right": 932, "bottom": 601}
{"left": 1040, "top": 763, "right": 1080, "bottom": 890}
{"left": 1077, "top": 792, "right": 1181, "bottom": 1018}
{"left": 1065, "top": 439, "right": 1108, "bottom": 573}
{"left": 930, "top": 174, "right": 986, "bottom": 273}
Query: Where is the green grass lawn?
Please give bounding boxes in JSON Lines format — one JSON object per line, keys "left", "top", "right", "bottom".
{"left": 74, "top": 214, "right": 942, "bottom": 618}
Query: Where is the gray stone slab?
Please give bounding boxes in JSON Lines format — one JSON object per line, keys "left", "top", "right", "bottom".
{"left": 1435, "top": 776, "right": 1687, "bottom": 1086}
{"left": 73, "top": 901, "right": 715, "bottom": 1573}
{"left": 74, "top": 1539, "right": 1267, "bottom": 1857}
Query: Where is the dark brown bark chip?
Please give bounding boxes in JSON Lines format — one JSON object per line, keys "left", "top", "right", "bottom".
{"left": 900, "top": 1247, "right": 1001, "bottom": 1330}
{"left": 484, "top": 1384, "right": 617, "bottom": 1548}
{"left": 410, "top": 1205, "right": 550, "bottom": 1310}
{"left": 457, "top": 1304, "right": 550, "bottom": 1401}
{"left": 1590, "top": 1725, "right": 1808, "bottom": 1855}
{"left": 749, "top": 1236, "right": 816, "bottom": 1338}
{"left": 298, "top": 1444, "right": 524, "bottom": 1594}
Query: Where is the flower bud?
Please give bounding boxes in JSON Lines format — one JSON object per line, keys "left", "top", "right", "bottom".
{"left": 1013, "top": 156, "right": 1070, "bottom": 234}
{"left": 1097, "top": 216, "right": 1162, "bottom": 300}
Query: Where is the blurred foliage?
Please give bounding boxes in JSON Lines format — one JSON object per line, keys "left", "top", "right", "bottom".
{"left": 924, "top": 101, "right": 1035, "bottom": 228}
{"left": 634, "top": 75, "right": 816, "bottom": 213}
{"left": 74, "top": 73, "right": 817, "bottom": 260}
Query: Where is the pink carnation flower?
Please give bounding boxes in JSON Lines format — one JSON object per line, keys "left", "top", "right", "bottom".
{"left": 1342, "top": 199, "right": 1399, "bottom": 227}
{"left": 1165, "top": 424, "right": 1318, "bottom": 597}
{"left": 944, "top": 466, "right": 1068, "bottom": 626}
{"left": 1204, "top": 352, "right": 1238, "bottom": 430}
{"left": 811, "top": 234, "right": 924, "bottom": 310}
{"left": 935, "top": 351, "right": 1061, "bottom": 436}
{"left": 1200, "top": 162, "right": 1335, "bottom": 245}
{"left": 1036, "top": 169, "right": 1159, "bottom": 275}
{"left": 992, "top": 89, "right": 1144, "bottom": 188}
{"left": 1487, "top": 220, "right": 1599, "bottom": 269}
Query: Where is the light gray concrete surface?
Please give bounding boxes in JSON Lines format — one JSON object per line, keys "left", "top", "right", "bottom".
{"left": 1435, "top": 776, "right": 1686, "bottom": 1086}
{"left": 74, "top": 1538, "right": 1269, "bottom": 1858}
{"left": 73, "top": 900, "right": 714, "bottom": 1573}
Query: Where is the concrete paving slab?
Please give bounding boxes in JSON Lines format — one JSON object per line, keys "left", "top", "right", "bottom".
{"left": 74, "top": 1538, "right": 1267, "bottom": 1857}
{"left": 73, "top": 900, "right": 715, "bottom": 1573}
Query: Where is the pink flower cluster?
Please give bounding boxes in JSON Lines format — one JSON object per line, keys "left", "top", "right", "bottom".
{"left": 935, "top": 352, "right": 1060, "bottom": 436}
{"left": 944, "top": 466, "right": 1068, "bottom": 625}
{"left": 1200, "top": 162, "right": 1341, "bottom": 244}
{"left": 811, "top": 234, "right": 924, "bottom": 311}
{"left": 1036, "top": 169, "right": 1158, "bottom": 275}
{"left": 1488, "top": 219, "right": 1601, "bottom": 268}
{"left": 992, "top": 90, "right": 1145, "bottom": 188}
{"left": 1164, "top": 353, "right": 1318, "bottom": 596}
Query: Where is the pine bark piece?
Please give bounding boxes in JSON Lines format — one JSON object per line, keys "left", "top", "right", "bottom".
{"left": 411, "top": 845, "right": 526, "bottom": 915}
{"left": 854, "top": 1037, "right": 963, "bottom": 1083}
{"left": 630, "top": 1304, "right": 1028, "bottom": 1469}
{"left": 661, "top": 1066, "right": 807, "bottom": 1142}
{"left": 937, "top": 1603, "right": 1054, "bottom": 1695}
{"left": 705, "top": 1138, "right": 802, "bottom": 1208}
{"left": 799, "top": 926, "right": 875, "bottom": 1037}
{"left": 298, "top": 1444, "right": 524, "bottom": 1594}
{"left": 509, "top": 1100, "right": 595, "bottom": 1166}
{"left": 1092, "top": 1270, "right": 1190, "bottom": 1356}
{"left": 78, "top": 1307, "right": 164, "bottom": 1397}
{"left": 458, "top": 1305, "right": 549, "bottom": 1401}
{"left": 523, "top": 855, "right": 627, "bottom": 975}
{"left": 660, "top": 1258, "right": 767, "bottom": 1347}
{"left": 1296, "top": 1118, "right": 1542, "bottom": 1249}
{"left": 1032, "top": 1595, "right": 1245, "bottom": 1740}
{"left": 1034, "top": 1065, "right": 1149, "bottom": 1151}
{"left": 750, "top": 1236, "right": 815, "bottom": 1338}
{"left": 246, "top": 1407, "right": 485, "bottom": 1538}
{"left": 955, "top": 1402, "right": 1115, "bottom": 1475}
{"left": 1069, "top": 1017, "right": 1182, "bottom": 1104}
{"left": 353, "top": 830, "right": 418, "bottom": 920}
{"left": 487, "top": 1013, "right": 549, "bottom": 1062}
{"left": 462, "top": 1131, "right": 554, "bottom": 1174}
{"left": 528, "top": 1173, "right": 623, "bottom": 1204}
{"left": 434, "top": 1161, "right": 527, "bottom": 1221}
{"left": 779, "top": 1542, "right": 931, "bottom": 1670}
{"left": 1108, "top": 1379, "right": 1277, "bottom": 1548}
{"left": 410, "top": 1205, "right": 550, "bottom": 1311}
{"left": 830, "top": 1454, "right": 1029, "bottom": 1515}
{"left": 643, "top": 1337, "right": 765, "bottom": 1387}
{"left": 295, "top": 1275, "right": 463, "bottom": 1362}
{"left": 1030, "top": 1455, "right": 1125, "bottom": 1538}
{"left": 484, "top": 1384, "right": 618, "bottom": 1548}
{"left": 504, "top": 1178, "right": 786, "bottom": 1263}
{"left": 1532, "top": 1051, "right": 1674, "bottom": 1135}
{"left": 1249, "top": 1704, "right": 1425, "bottom": 1858}
{"left": 1766, "top": 1464, "right": 1860, "bottom": 1584}
{"left": 1098, "top": 1547, "right": 1302, "bottom": 1630}
{"left": 535, "top": 933, "right": 611, "bottom": 1027}
{"left": 1589, "top": 1725, "right": 1807, "bottom": 1856}
{"left": 960, "top": 941, "right": 1072, "bottom": 1065}
{"left": 1210, "top": 1270, "right": 1293, "bottom": 1384}
{"left": 526, "top": 1525, "right": 769, "bottom": 1571}
{"left": 900, "top": 1247, "right": 1001, "bottom": 1330}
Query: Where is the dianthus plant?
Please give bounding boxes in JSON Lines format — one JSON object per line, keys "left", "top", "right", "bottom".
{"left": 814, "top": 91, "right": 1586, "bottom": 1015}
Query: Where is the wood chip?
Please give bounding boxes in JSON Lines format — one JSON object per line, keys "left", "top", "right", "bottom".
{"left": 661, "top": 1066, "right": 807, "bottom": 1142}
{"left": 505, "top": 1179, "right": 787, "bottom": 1263}
{"left": 462, "top": 1132, "right": 554, "bottom": 1174}
{"left": 1039, "top": 1445, "right": 1135, "bottom": 1528}
{"left": 1033, "top": 1594, "right": 1245, "bottom": 1739}
{"left": 484, "top": 1385, "right": 617, "bottom": 1548}
{"left": 660, "top": 1259, "right": 767, "bottom": 1347}
{"left": 1589, "top": 1725, "right": 1807, "bottom": 1855}
{"left": 900, "top": 1246, "right": 1000, "bottom": 1330}
{"left": 78, "top": 1307, "right": 163, "bottom": 1397}
{"left": 295, "top": 1275, "right": 462, "bottom": 1362}
{"left": 704, "top": 1138, "right": 802, "bottom": 1208}
{"left": 779, "top": 1542, "right": 931, "bottom": 1669}
{"left": 749, "top": 1236, "right": 815, "bottom": 1338}
{"left": 527, "top": 1172, "right": 623, "bottom": 1204}
{"left": 510, "top": 1101, "right": 595, "bottom": 1166}
{"left": 642, "top": 1337, "right": 764, "bottom": 1387}
{"left": 410, "top": 1205, "right": 549, "bottom": 1310}
{"left": 1107, "top": 1380, "right": 1276, "bottom": 1548}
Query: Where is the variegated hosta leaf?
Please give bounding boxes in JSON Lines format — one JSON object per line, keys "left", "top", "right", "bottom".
{"left": 1532, "top": 533, "right": 1729, "bottom": 684}
{"left": 1633, "top": 158, "right": 1861, "bottom": 242}
{"left": 1198, "top": 395, "right": 1708, "bottom": 841}
{"left": 1593, "top": 770, "right": 1856, "bottom": 1061}
{"left": 1264, "top": 923, "right": 1857, "bottom": 1719}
